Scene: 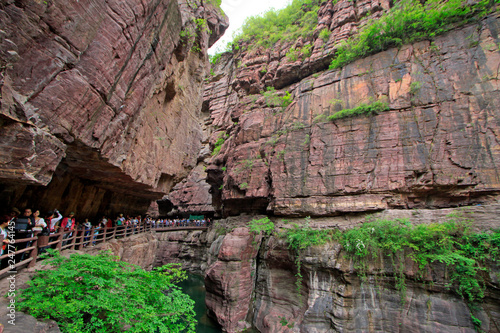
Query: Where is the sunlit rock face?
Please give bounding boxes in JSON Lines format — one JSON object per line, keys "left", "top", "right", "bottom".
{"left": 177, "top": 2, "right": 500, "bottom": 328}
{"left": 204, "top": 226, "right": 263, "bottom": 332}
{"left": 172, "top": 1, "right": 500, "bottom": 218}
{"left": 0, "top": 0, "right": 227, "bottom": 217}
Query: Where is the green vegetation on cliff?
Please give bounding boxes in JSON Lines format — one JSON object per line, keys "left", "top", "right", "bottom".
{"left": 249, "top": 216, "right": 275, "bottom": 235}
{"left": 205, "top": 0, "right": 222, "bottom": 7}
{"left": 341, "top": 215, "right": 499, "bottom": 303}
{"left": 211, "top": 0, "right": 497, "bottom": 68}
{"left": 227, "top": 0, "right": 322, "bottom": 51}
{"left": 330, "top": 0, "right": 499, "bottom": 69}
{"left": 283, "top": 213, "right": 500, "bottom": 310}
{"left": 211, "top": 131, "right": 228, "bottom": 156}
{"left": 261, "top": 87, "right": 293, "bottom": 109}
{"left": 328, "top": 99, "right": 390, "bottom": 120}
{"left": 17, "top": 250, "right": 196, "bottom": 333}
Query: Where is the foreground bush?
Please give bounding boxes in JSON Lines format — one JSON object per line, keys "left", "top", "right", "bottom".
{"left": 16, "top": 250, "right": 196, "bottom": 333}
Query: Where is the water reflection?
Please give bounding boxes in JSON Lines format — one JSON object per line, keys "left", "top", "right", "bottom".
{"left": 177, "top": 274, "right": 222, "bottom": 333}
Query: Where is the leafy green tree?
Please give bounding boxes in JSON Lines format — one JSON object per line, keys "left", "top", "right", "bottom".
{"left": 16, "top": 250, "right": 196, "bottom": 333}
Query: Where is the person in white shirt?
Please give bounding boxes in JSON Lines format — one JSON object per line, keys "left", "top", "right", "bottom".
{"left": 49, "top": 209, "right": 63, "bottom": 233}
{"left": 33, "top": 210, "right": 47, "bottom": 231}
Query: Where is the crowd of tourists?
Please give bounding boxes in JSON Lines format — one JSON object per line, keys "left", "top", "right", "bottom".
{"left": 148, "top": 218, "right": 210, "bottom": 227}
{"left": 0, "top": 207, "right": 212, "bottom": 263}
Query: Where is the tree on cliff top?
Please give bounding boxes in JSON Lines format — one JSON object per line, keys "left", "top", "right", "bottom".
{"left": 16, "top": 250, "right": 196, "bottom": 333}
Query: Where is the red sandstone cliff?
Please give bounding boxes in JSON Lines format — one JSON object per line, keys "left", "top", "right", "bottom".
{"left": 168, "top": 0, "right": 500, "bottom": 218}
{"left": 154, "top": 209, "right": 500, "bottom": 333}
{"left": 0, "top": 0, "right": 227, "bottom": 217}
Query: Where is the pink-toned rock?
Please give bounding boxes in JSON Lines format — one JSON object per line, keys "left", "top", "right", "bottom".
{"left": 248, "top": 232, "right": 500, "bottom": 333}
{"left": 198, "top": 11, "right": 500, "bottom": 218}
{"left": 205, "top": 227, "right": 263, "bottom": 332}
{"left": 0, "top": 0, "right": 228, "bottom": 218}
{"left": 154, "top": 229, "right": 220, "bottom": 273}
{"left": 167, "top": 164, "right": 215, "bottom": 215}
{"left": 0, "top": 116, "right": 66, "bottom": 186}
{"left": 89, "top": 232, "right": 158, "bottom": 270}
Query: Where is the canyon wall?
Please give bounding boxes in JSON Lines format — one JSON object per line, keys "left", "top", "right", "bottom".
{"left": 169, "top": 0, "right": 500, "bottom": 218}
{"left": 154, "top": 208, "right": 500, "bottom": 332}
{"left": 2, "top": 0, "right": 499, "bottom": 332}
{"left": 0, "top": 0, "right": 227, "bottom": 218}
{"left": 165, "top": 2, "right": 500, "bottom": 328}
{"left": 250, "top": 231, "right": 499, "bottom": 333}
{"left": 154, "top": 227, "right": 223, "bottom": 273}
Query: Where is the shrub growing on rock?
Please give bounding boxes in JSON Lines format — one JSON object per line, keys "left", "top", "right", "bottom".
{"left": 16, "top": 250, "right": 196, "bottom": 333}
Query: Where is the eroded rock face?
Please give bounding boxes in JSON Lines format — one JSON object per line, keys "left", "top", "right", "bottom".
{"left": 256, "top": 238, "right": 499, "bottom": 333}
{"left": 202, "top": 221, "right": 500, "bottom": 333}
{"left": 205, "top": 226, "right": 263, "bottom": 332}
{"left": 89, "top": 232, "right": 159, "bottom": 270}
{"left": 167, "top": 164, "right": 215, "bottom": 216}
{"left": 154, "top": 228, "right": 223, "bottom": 273}
{"left": 194, "top": 7, "right": 500, "bottom": 217}
{"left": 0, "top": 0, "right": 228, "bottom": 218}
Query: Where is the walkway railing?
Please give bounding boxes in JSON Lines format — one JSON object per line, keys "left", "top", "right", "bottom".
{"left": 0, "top": 222, "right": 209, "bottom": 278}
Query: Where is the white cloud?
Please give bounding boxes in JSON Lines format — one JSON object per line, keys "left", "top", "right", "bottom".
{"left": 209, "top": 0, "right": 291, "bottom": 55}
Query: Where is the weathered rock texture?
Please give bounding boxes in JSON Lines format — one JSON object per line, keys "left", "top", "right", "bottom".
{"left": 170, "top": 1, "right": 500, "bottom": 218}
{"left": 201, "top": 211, "right": 500, "bottom": 333}
{"left": 166, "top": 164, "right": 216, "bottom": 216}
{"left": 205, "top": 226, "right": 263, "bottom": 332}
{"left": 250, "top": 235, "right": 500, "bottom": 333}
{"left": 154, "top": 228, "right": 222, "bottom": 273}
{"left": 88, "top": 231, "right": 159, "bottom": 270}
{"left": 0, "top": 0, "right": 227, "bottom": 218}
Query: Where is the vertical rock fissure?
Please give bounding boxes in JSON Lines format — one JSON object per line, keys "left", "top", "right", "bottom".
{"left": 246, "top": 234, "right": 266, "bottom": 329}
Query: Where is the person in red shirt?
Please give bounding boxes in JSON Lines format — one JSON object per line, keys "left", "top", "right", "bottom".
{"left": 106, "top": 217, "right": 113, "bottom": 228}
{"left": 61, "top": 212, "right": 75, "bottom": 231}
{"left": 61, "top": 212, "right": 76, "bottom": 245}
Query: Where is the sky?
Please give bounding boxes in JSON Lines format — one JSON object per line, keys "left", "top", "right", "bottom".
{"left": 208, "top": 0, "right": 292, "bottom": 55}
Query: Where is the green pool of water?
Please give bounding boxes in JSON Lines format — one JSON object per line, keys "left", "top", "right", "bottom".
{"left": 177, "top": 274, "right": 222, "bottom": 333}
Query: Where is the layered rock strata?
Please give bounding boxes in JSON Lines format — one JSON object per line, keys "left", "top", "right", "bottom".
{"left": 171, "top": 1, "right": 500, "bottom": 218}
{"left": 154, "top": 228, "right": 222, "bottom": 274}
{"left": 0, "top": 0, "right": 227, "bottom": 217}
{"left": 199, "top": 210, "right": 500, "bottom": 333}
{"left": 88, "top": 231, "right": 159, "bottom": 270}
{"left": 249, "top": 235, "right": 499, "bottom": 333}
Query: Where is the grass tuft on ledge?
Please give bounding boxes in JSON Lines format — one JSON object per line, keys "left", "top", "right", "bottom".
{"left": 328, "top": 100, "right": 390, "bottom": 120}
